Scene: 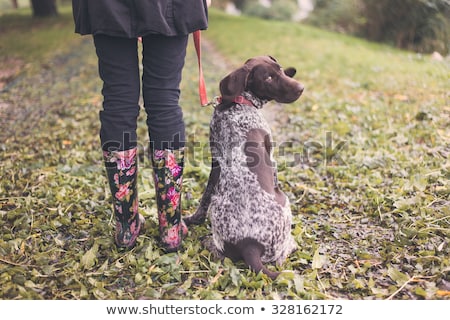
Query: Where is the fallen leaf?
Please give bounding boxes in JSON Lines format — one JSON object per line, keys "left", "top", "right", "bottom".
{"left": 312, "top": 248, "right": 327, "bottom": 269}
{"left": 387, "top": 266, "right": 410, "bottom": 286}
{"left": 436, "top": 290, "right": 450, "bottom": 297}
{"left": 81, "top": 242, "right": 99, "bottom": 270}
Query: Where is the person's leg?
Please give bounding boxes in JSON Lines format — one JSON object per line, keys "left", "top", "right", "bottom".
{"left": 94, "top": 34, "right": 143, "bottom": 248}
{"left": 142, "top": 34, "right": 188, "bottom": 150}
{"left": 142, "top": 34, "right": 189, "bottom": 252}
{"left": 94, "top": 34, "right": 140, "bottom": 151}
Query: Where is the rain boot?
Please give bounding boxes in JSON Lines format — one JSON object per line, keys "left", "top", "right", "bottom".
{"left": 151, "top": 148, "right": 188, "bottom": 252}
{"left": 103, "top": 147, "right": 144, "bottom": 249}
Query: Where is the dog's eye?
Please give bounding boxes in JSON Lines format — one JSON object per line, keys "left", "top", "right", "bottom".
{"left": 265, "top": 76, "right": 272, "bottom": 82}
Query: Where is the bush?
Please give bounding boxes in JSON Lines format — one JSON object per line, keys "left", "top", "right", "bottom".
{"left": 305, "top": 0, "right": 365, "bottom": 34}
{"left": 360, "top": 0, "right": 450, "bottom": 54}
{"left": 306, "top": 0, "right": 450, "bottom": 54}
{"left": 242, "top": 0, "right": 298, "bottom": 21}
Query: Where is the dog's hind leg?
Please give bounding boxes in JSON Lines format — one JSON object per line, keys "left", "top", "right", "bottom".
{"left": 184, "top": 159, "right": 220, "bottom": 226}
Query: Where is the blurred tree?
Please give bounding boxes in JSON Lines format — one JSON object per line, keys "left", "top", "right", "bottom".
{"left": 31, "top": 0, "right": 58, "bottom": 17}
{"left": 11, "top": 0, "right": 18, "bottom": 9}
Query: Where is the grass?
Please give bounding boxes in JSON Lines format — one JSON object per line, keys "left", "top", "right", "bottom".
{"left": 0, "top": 6, "right": 77, "bottom": 63}
{"left": 0, "top": 7, "right": 449, "bottom": 300}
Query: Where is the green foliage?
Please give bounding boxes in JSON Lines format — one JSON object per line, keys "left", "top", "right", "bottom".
{"left": 360, "top": 0, "right": 450, "bottom": 54}
{"left": 304, "top": 0, "right": 364, "bottom": 34}
{"left": 1, "top": 8, "right": 449, "bottom": 300}
{"left": 306, "top": 0, "right": 450, "bottom": 54}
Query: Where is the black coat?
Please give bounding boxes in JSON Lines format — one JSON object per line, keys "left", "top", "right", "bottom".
{"left": 72, "top": 0, "right": 208, "bottom": 37}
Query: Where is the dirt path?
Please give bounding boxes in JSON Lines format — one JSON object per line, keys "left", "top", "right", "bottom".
{"left": 0, "top": 36, "right": 99, "bottom": 141}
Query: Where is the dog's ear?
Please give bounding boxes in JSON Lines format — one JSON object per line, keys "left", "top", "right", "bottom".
{"left": 219, "top": 66, "right": 250, "bottom": 104}
{"left": 284, "top": 67, "right": 296, "bottom": 78}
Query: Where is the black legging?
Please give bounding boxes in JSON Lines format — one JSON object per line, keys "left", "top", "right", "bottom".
{"left": 93, "top": 33, "right": 188, "bottom": 152}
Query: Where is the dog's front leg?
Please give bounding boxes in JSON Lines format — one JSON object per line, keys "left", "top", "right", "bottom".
{"left": 184, "top": 159, "right": 220, "bottom": 226}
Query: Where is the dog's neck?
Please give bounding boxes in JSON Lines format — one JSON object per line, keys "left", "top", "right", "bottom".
{"left": 240, "top": 91, "right": 267, "bottom": 109}
{"left": 216, "top": 91, "right": 267, "bottom": 111}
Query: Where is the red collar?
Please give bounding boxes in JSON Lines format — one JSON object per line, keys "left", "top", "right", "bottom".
{"left": 217, "top": 95, "right": 255, "bottom": 107}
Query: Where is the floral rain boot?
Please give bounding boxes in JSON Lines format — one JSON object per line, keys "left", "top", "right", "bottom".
{"left": 103, "top": 147, "right": 144, "bottom": 249}
{"left": 151, "top": 148, "right": 188, "bottom": 252}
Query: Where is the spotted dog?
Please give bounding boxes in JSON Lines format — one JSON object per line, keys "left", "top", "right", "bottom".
{"left": 185, "top": 56, "right": 304, "bottom": 279}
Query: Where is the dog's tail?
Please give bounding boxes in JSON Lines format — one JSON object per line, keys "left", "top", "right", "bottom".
{"left": 235, "top": 238, "right": 280, "bottom": 280}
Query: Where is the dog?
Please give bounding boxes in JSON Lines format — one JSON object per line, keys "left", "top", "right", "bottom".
{"left": 185, "top": 56, "right": 304, "bottom": 279}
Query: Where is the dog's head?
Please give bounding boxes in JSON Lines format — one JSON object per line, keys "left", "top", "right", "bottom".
{"left": 219, "top": 56, "right": 304, "bottom": 105}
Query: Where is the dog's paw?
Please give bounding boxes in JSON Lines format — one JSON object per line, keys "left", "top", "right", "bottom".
{"left": 184, "top": 207, "right": 207, "bottom": 226}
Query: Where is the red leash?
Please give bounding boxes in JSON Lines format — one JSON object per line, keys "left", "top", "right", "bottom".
{"left": 193, "top": 30, "right": 209, "bottom": 107}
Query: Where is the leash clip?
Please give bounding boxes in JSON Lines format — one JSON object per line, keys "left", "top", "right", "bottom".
{"left": 203, "top": 96, "right": 220, "bottom": 108}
